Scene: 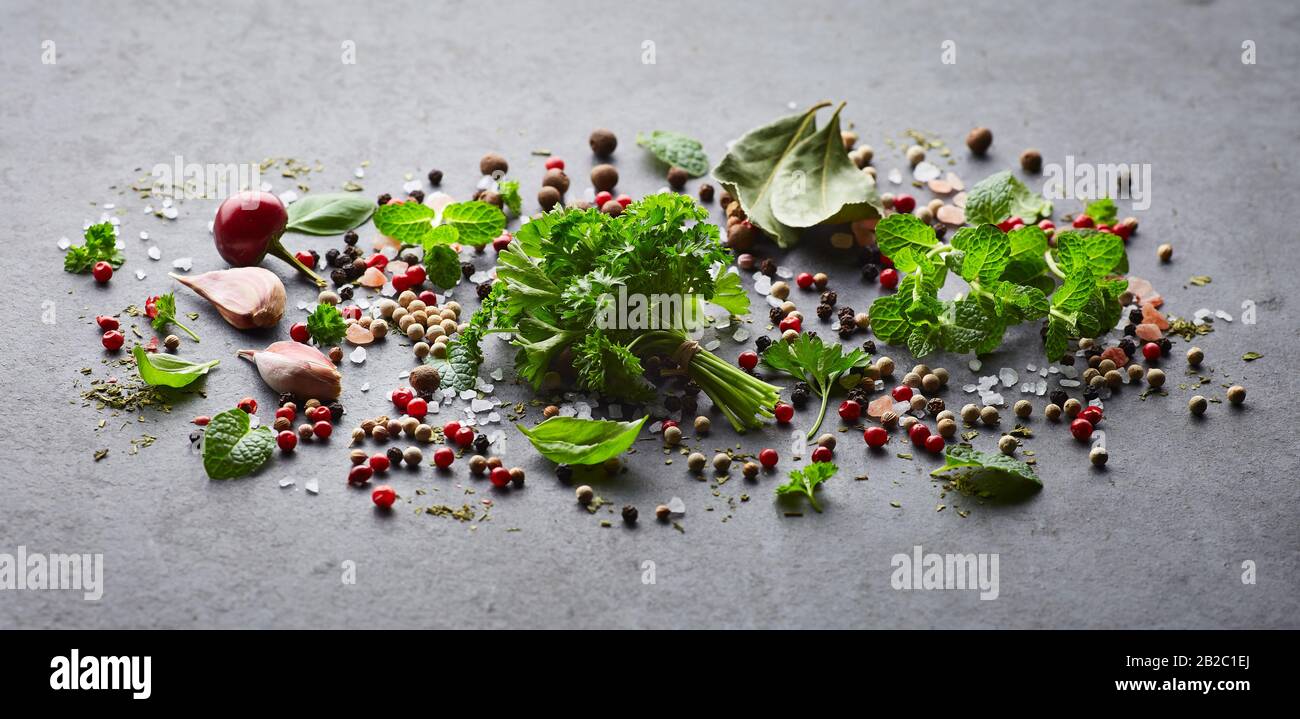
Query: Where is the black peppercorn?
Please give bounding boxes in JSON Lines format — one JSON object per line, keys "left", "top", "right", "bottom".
{"left": 861, "top": 264, "right": 879, "bottom": 282}
{"left": 428, "top": 169, "right": 443, "bottom": 186}
{"left": 472, "top": 433, "right": 489, "bottom": 454}
{"left": 338, "top": 285, "right": 354, "bottom": 301}
{"left": 622, "top": 505, "right": 638, "bottom": 523}
{"left": 1060, "top": 354, "right": 1075, "bottom": 366}
{"left": 326, "top": 248, "right": 341, "bottom": 266}
{"left": 1049, "top": 390, "right": 1068, "bottom": 407}
{"left": 769, "top": 306, "right": 786, "bottom": 324}
{"left": 681, "top": 396, "right": 698, "bottom": 415}
{"left": 1128, "top": 308, "right": 1144, "bottom": 324}
{"left": 860, "top": 245, "right": 881, "bottom": 265}
{"left": 837, "top": 307, "right": 855, "bottom": 324}
{"left": 820, "top": 290, "right": 838, "bottom": 306}
{"left": 327, "top": 402, "right": 345, "bottom": 423}
{"left": 330, "top": 269, "right": 349, "bottom": 286}
{"left": 555, "top": 464, "right": 573, "bottom": 482}
{"left": 278, "top": 392, "right": 295, "bottom": 406}
{"left": 791, "top": 386, "right": 810, "bottom": 407}
{"left": 838, "top": 325, "right": 856, "bottom": 339}
{"left": 476, "top": 281, "right": 494, "bottom": 299}
{"left": 408, "top": 189, "right": 425, "bottom": 203}
{"left": 847, "top": 387, "right": 869, "bottom": 405}
{"left": 683, "top": 381, "right": 701, "bottom": 396}
{"left": 760, "top": 258, "right": 777, "bottom": 277}
{"left": 816, "top": 303, "right": 833, "bottom": 320}
{"left": 1118, "top": 338, "right": 1136, "bottom": 358}
{"left": 350, "top": 257, "right": 367, "bottom": 275}
{"left": 1083, "top": 387, "right": 1099, "bottom": 401}
{"left": 755, "top": 335, "right": 772, "bottom": 353}
{"left": 343, "top": 245, "right": 362, "bottom": 259}
{"left": 861, "top": 340, "right": 876, "bottom": 354}
{"left": 461, "top": 261, "right": 476, "bottom": 279}
{"left": 1158, "top": 337, "right": 1172, "bottom": 355}
{"left": 401, "top": 252, "right": 420, "bottom": 266}
{"left": 376, "top": 193, "right": 392, "bottom": 206}
{"left": 1085, "top": 347, "right": 1102, "bottom": 359}
{"left": 386, "top": 446, "right": 404, "bottom": 467}
{"left": 343, "top": 230, "right": 358, "bottom": 246}
{"left": 1123, "top": 324, "right": 1137, "bottom": 337}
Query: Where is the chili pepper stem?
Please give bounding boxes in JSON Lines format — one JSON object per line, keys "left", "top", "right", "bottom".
{"left": 268, "top": 239, "right": 327, "bottom": 288}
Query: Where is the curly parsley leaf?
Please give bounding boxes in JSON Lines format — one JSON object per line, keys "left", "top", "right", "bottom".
{"left": 776, "top": 461, "right": 837, "bottom": 512}
{"left": 64, "top": 222, "right": 125, "bottom": 273}
{"left": 306, "top": 303, "right": 347, "bottom": 346}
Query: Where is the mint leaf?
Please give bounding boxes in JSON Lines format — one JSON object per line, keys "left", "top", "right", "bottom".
{"left": 966, "top": 170, "right": 1052, "bottom": 226}
{"left": 516, "top": 415, "right": 649, "bottom": 465}
{"left": 423, "top": 244, "right": 461, "bottom": 290}
{"left": 951, "top": 224, "right": 1010, "bottom": 284}
{"left": 930, "top": 445, "right": 1041, "bottom": 499}
{"left": 988, "top": 280, "right": 1049, "bottom": 321}
{"left": 867, "top": 294, "right": 909, "bottom": 345}
{"left": 776, "top": 461, "right": 837, "bottom": 512}
{"left": 1051, "top": 271, "right": 1095, "bottom": 313}
{"left": 202, "top": 408, "right": 274, "bottom": 480}
{"left": 133, "top": 345, "right": 218, "bottom": 388}
{"left": 1044, "top": 314, "right": 1073, "bottom": 361}
{"left": 373, "top": 201, "right": 436, "bottom": 243}
{"left": 1084, "top": 198, "right": 1117, "bottom": 225}
{"left": 284, "top": 193, "right": 374, "bottom": 235}
{"left": 939, "top": 297, "right": 998, "bottom": 353}
{"left": 637, "top": 130, "right": 710, "bottom": 177}
{"left": 306, "top": 303, "right": 347, "bottom": 346}
{"left": 1001, "top": 225, "right": 1049, "bottom": 283}
{"left": 440, "top": 201, "right": 505, "bottom": 247}
{"left": 1055, "top": 229, "right": 1126, "bottom": 279}
{"left": 874, "top": 213, "right": 938, "bottom": 272}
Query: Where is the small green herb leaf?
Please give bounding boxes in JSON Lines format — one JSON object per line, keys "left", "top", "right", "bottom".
{"left": 440, "top": 201, "right": 505, "bottom": 247}
{"left": 150, "top": 292, "right": 200, "bottom": 342}
{"left": 965, "top": 170, "right": 1052, "bottom": 226}
{"left": 636, "top": 130, "right": 710, "bottom": 177}
{"left": 202, "top": 408, "right": 275, "bottom": 480}
{"left": 497, "top": 180, "right": 522, "bottom": 216}
{"left": 930, "top": 445, "right": 1041, "bottom": 499}
{"left": 1055, "top": 229, "right": 1126, "bottom": 279}
{"left": 64, "top": 222, "right": 125, "bottom": 273}
{"left": 373, "top": 201, "right": 436, "bottom": 243}
{"left": 1084, "top": 198, "right": 1117, "bottom": 225}
{"left": 875, "top": 213, "right": 939, "bottom": 272}
{"left": 133, "top": 345, "right": 218, "bottom": 388}
{"left": 285, "top": 193, "right": 375, "bottom": 235}
{"left": 515, "top": 415, "right": 649, "bottom": 465}
{"left": 306, "top": 303, "right": 347, "bottom": 346}
{"left": 710, "top": 270, "right": 750, "bottom": 316}
{"left": 951, "top": 224, "right": 1010, "bottom": 284}
{"left": 423, "top": 244, "right": 461, "bottom": 290}
{"left": 776, "top": 461, "right": 837, "bottom": 512}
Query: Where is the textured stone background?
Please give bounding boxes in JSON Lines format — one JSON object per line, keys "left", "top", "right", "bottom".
{"left": 0, "top": 0, "right": 1296, "bottom": 628}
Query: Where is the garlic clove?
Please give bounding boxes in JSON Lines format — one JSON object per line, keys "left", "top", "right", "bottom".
{"left": 237, "top": 341, "right": 341, "bottom": 400}
{"left": 171, "top": 267, "right": 286, "bottom": 330}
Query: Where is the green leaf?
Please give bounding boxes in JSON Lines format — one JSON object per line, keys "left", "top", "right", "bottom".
{"left": 965, "top": 171, "right": 1052, "bottom": 226}
{"left": 939, "top": 297, "right": 995, "bottom": 354}
{"left": 1242, "top": 351, "right": 1263, "bottom": 361}
{"left": 202, "top": 408, "right": 275, "bottom": 480}
{"left": 930, "top": 445, "right": 1041, "bottom": 499}
{"left": 709, "top": 270, "right": 749, "bottom": 316}
{"left": 950, "top": 224, "right": 1010, "bottom": 284}
{"left": 761, "top": 333, "right": 869, "bottom": 438}
{"left": 1044, "top": 314, "right": 1073, "bottom": 361}
{"left": 63, "top": 222, "right": 125, "bottom": 273}
{"left": 1001, "top": 225, "right": 1049, "bottom": 283}
{"left": 874, "top": 213, "right": 938, "bottom": 272}
{"left": 516, "top": 415, "right": 649, "bottom": 465}
{"left": 712, "top": 103, "right": 826, "bottom": 248}
{"left": 1051, "top": 271, "right": 1095, "bottom": 313}
{"left": 636, "top": 130, "right": 710, "bottom": 177}
{"left": 306, "top": 303, "right": 347, "bottom": 346}
{"left": 989, "top": 280, "right": 1049, "bottom": 322}
{"left": 284, "top": 193, "right": 374, "bottom": 235}
{"left": 150, "top": 292, "right": 199, "bottom": 342}
{"left": 497, "top": 180, "right": 522, "bottom": 216}
{"left": 1055, "top": 229, "right": 1126, "bottom": 279}
{"left": 769, "top": 103, "right": 879, "bottom": 228}
{"left": 775, "top": 461, "right": 837, "bottom": 512}
{"left": 1084, "top": 198, "right": 1117, "bottom": 225}
{"left": 133, "top": 345, "right": 218, "bottom": 388}
{"left": 440, "top": 201, "right": 505, "bottom": 247}
{"left": 423, "top": 244, "right": 461, "bottom": 290}
{"left": 373, "top": 201, "right": 436, "bottom": 243}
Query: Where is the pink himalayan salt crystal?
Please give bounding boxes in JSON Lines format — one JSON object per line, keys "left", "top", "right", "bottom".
{"left": 359, "top": 266, "right": 387, "bottom": 287}
{"left": 1126, "top": 276, "right": 1163, "bottom": 308}
{"left": 1101, "top": 346, "right": 1130, "bottom": 366}
{"left": 345, "top": 323, "right": 374, "bottom": 346}
{"left": 1141, "top": 302, "right": 1169, "bottom": 330}
{"left": 386, "top": 260, "right": 409, "bottom": 276}
{"left": 1135, "top": 323, "right": 1163, "bottom": 341}
{"left": 867, "top": 395, "right": 895, "bottom": 419}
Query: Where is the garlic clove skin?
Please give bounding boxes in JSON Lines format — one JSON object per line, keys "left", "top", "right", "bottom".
{"left": 171, "top": 268, "right": 286, "bottom": 330}
{"left": 237, "top": 341, "right": 341, "bottom": 400}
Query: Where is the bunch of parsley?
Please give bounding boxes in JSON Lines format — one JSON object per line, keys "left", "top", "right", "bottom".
{"left": 64, "top": 222, "right": 125, "bottom": 274}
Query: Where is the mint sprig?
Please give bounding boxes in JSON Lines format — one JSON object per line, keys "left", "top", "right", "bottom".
{"left": 202, "top": 408, "right": 275, "bottom": 480}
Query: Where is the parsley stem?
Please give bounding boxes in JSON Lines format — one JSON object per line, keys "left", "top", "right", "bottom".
{"left": 173, "top": 320, "right": 200, "bottom": 343}
{"left": 808, "top": 389, "right": 831, "bottom": 441}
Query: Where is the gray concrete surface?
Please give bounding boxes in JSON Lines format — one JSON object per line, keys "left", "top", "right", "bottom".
{"left": 0, "top": 0, "right": 1297, "bottom": 629}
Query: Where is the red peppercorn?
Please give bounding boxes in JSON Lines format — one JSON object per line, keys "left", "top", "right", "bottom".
{"left": 1114, "top": 223, "right": 1132, "bottom": 241}
{"left": 290, "top": 322, "right": 310, "bottom": 343}
{"left": 348, "top": 465, "right": 373, "bottom": 485}
{"left": 891, "top": 385, "right": 913, "bottom": 402}
{"left": 758, "top": 448, "right": 778, "bottom": 467}
{"left": 838, "top": 399, "right": 861, "bottom": 422}
{"left": 738, "top": 350, "right": 759, "bottom": 370}
{"left": 892, "top": 194, "right": 916, "bottom": 214}
{"left": 392, "top": 273, "right": 410, "bottom": 292}
{"left": 101, "top": 330, "right": 125, "bottom": 351}
{"left": 1079, "top": 406, "right": 1103, "bottom": 426}
{"left": 92, "top": 261, "right": 113, "bottom": 283}
{"left": 237, "top": 397, "right": 258, "bottom": 414}
{"left": 391, "top": 387, "right": 413, "bottom": 410}
{"left": 773, "top": 402, "right": 794, "bottom": 423}
{"left": 277, "top": 430, "right": 297, "bottom": 452}
{"left": 1037, "top": 220, "right": 1055, "bottom": 231}
{"left": 404, "top": 264, "right": 426, "bottom": 286}
{"left": 340, "top": 305, "right": 362, "bottom": 321}
{"left": 594, "top": 191, "right": 613, "bottom": 207}
{"left": 95, "top": 315, "right": 119, "bottom": 331}
{"left": 369, "top": 454, "right": 390, "bottom": 472}
{"left": 1142, "top": 342, "right": 1161, "bottom": 361}
{"left": 924, "top": 434, "right": 945, "bottom": 453}
{"left": 442, "top": 421, "right": 461, "bottom": 439}
{"left": 1072, "top": 215, "right": 1095, "bottom": 228}
{"left": 433, "top": 447, "right": 455, "bottom": 468}
{"left": 418, "top": 290, "right": 438, "bottom": 305}
{"left": 371, "top": 485, "right": 396, "bottom": 508}
{"left": 313, "top": 420, "right": 333, "bottom": 439}
{"left": 778, "top": 315, "right": 801, "bottom": 333}
{"left": 544, "top": 157, "right": 565, "bottom": 171}
{"left": 192, "top": 415, "right": 210, "bottom": 426}
{"left": 366, "top": 254, "right": 388, "bottom": 270}
{"left": 275, "top": 406, "right": 296, "bottom": 423}
{"left": 811, "top": 446, "right": 833, "bottom": 463}
{"left": 405, "top": 397, "right": 428, "bottom": 419}
{"left": 489, "top": 466, "right": 512, "bottom": 488}
{"left": 661, "top": 419, "right": 679, "bottom": 430}
{"left": 616, "top": 194, "right": 633, "bottom": 207}
{"left": 879, "top": 268, "right": 899, "bottom": 289}
{"left": 795, "top": 272, "right": 814, "bottom": 289}
{"left": 492, "top": 234, "right": 513, "bottom": 252}
{"left": 1070, "top": 418, "right": 1094, "bottom": 441}
{"left": 908, "top": 422, "right": 931, "bottom": 446}
{"left": 295, "top": 250, "right": 315, "bottom": 268}
{"left": 454, "top": 426, "right": 474, "bottom": 447}
{"left": 864, "top": 426, "right": 888, "bottom": 447}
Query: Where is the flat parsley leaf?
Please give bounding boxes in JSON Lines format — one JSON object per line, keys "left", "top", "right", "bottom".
{"left": 776, "top": 461, "right": 837, "bottom": 512}
{"left": 150, "top": 292, "right": 200, "bottom": 342}
{"left": 761, "top": 333, "right": 869, "bottom": 439}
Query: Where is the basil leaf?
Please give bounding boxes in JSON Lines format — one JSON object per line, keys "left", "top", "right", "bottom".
{"left": 966, "top": 170, "right": 1052, "bottom": 226}
{"left": 930, "top": 445, "right": 1041, "bottom": 500}
{"left": 423, "top": 244, "right": 461, "bottom": 290}
{"left": 515, "top": 415, "right": 649, "bottom": 465}
{"left": 285, "top": 193, "right": 375, "bottom": 235}
{"left": 636, "top": 130, "right": 710, "bottom": 177}
{"left": 440, "top": 201, "right": 505, "bottom": 247}
{"left": 373, "top": 202, "right": 436, "bottom": 243}
{"left": 770, "top": 104, "right": 879, "bottom": 228}
{"left": 202, "top": 408, "right": 274, "bottom": 480}
{"left": 133, "top": 345, "right": 218, "bottom": 388}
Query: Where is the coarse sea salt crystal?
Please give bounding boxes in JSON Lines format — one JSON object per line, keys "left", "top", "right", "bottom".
{"left": 962, "top": 384, "right": 977, "bottom": 393}
{"left": 704, "top": 339, "right": 721, "bottom": 351}
{"left": 148, "top": 246, "right": 161, "bottom": 260}
{"left": 279, "top": 479, "right": 295, "bottom": 488}
{"left": 305, "top": 480, "right": 319, "bottom": 494}
{"left": 486, "top": 412, "right": 501, "bottom": 423}
{"left": 766, "top": 294, "right": 783, "bottom": 308}
{"left": 732, "top": 328, "right": 751, "bottom": 342}
{"left": 667, "top": 497, "right": 686, "bottom": 515}
{"left": 470, "top": 398, "right": 493, "bottom": 413}
{"left": 279, "top": 190, "right": 299, "bottom": 205}
{"left": 57, "top": 237, "right": 71, "bottom": 250}
{"left": 1026, "top": 364, "right": 1037, "bottom": 372}
{"left": 348, "top": 347, "right": 367, "bottom": 364}
{"left": 360, "top": 382, "right": 370, "bottom": 392}
{"left": 1215, "top": 310, "right": 1233, "bottom": 322}
{"left": 913, "top": 162, "right": 941, "bottom": 182}
{"left": 754, "top": 275, "right": 772, "bottom": 295}
{"left": 1036, "top": 380, "right": 1047, "bottom": 395}
{"left": 163, "top": 206, "right": 179, "bottom": 219}
{"left": 135, "top": 269, "right": 146, "bottom": 280}
{"left": 776, "top": 266, "right": 794, "bottom": 279}
{"left": 1060, "top": 365, "right": 1078, "bottom": 379}
{"left": 1059, "top": 379, "right": 1081, "bottom": 388}
{"left": 999, "top": 368, "right": 1018, "bottom": 387}
{"left": 888, "top": 168, "right": 903, "bottom": 184}
{"left": 490, "top": 368, "right": 504, "bottom": 381}
{"left": 459, "top": 389, "right": 476, "bottom": 401}
{"left": 172, "top": 257, "right": 192, "bottom": 271}
{"left": 139, "top": 231, "right": 149, "bottom": 241}
{"left": 968, "top": 359, "right": 982, "bottom": 372}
